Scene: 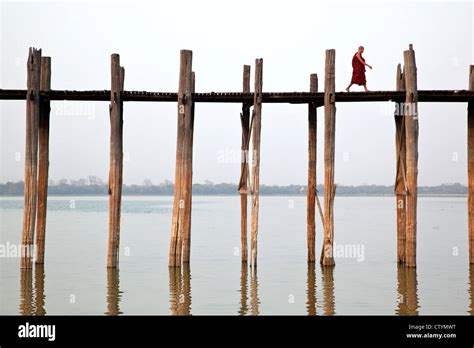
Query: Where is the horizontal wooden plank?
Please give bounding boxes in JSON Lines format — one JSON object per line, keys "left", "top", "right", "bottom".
{"left": 0, "top": 89, "right": 472, "bottom": 104}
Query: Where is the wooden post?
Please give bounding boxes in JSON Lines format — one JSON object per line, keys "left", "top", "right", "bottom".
{"left": 35, "top": 57, "right": 51, "bottom": 265}
{"left": 21, "top": 47, "right": 41, "bottom": 269}
{"left": 394, "top": 64, "right": 407, "bottom": 263}
{"left": 468, "top": 65, "right": 474, "bottom": 264}
{"left": 182, "top": 71, "right": 195, "bottom": 263}
{"left": 107, "top": 54, "right": 125, "bottom": 269}
{"left": 320, "top": 49, "right": 336, "bottom": 267}
{"left": 169, "top": 50, "right": 193, "bottom": 267}
{"left": 250, "top": 59, "right": 263, "bottom": 268}
{"left": 403, "top": 45, "right": 418, "bottom": 268}
{"left": 307, "top": 74, "right": 318, "bottom": 262}
{"left": 238, "top": 65, "right": 251, "bottom": 263}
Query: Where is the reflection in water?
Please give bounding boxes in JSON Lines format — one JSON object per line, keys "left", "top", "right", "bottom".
{"left": 105, "top": 267, "right": 123, "bottom": 315}
{"left": 469, "top": 266, "right": 474, "bottom": 315}
{"left": 34, "top": 265, "right": 46, "bottom": 315}
{"left": 169, "top": 264, "right": 192, "bottom": 315}
{"left": 239, "top": 263, "right": 249, "bottom": 315}
{"left": 306, "top": 263, "right": 316, "bottom": 315}
{"left": 321, "top": 266, "right": 335, "bottom": 315}
{"left": 19, "top": 268, "right": 33, "bottom": 315}
{"left": 19, "top": 266, "right": 46, "bottom": 315}
{"left": 238, "top": 265, "right": 259, "bottom": 315}
{"left": 396, "top": 265, "right": 419, "bottom": 315}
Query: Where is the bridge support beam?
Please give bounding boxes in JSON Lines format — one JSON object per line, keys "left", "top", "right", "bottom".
{"left": 468, "top": 65, "right": 474, "bottom": 264}
{"left": 250, "top": 58, "right": 263, "bottom": 268}
{"left": 395, "top": 63, "right": 407, "bottom": 263}
{"left": 21, "top": 48, "right": 41, "bottom": 269}
{"left": 107, "top": 54, "right": 125, "bottom": 268}
{"left": 169, "top": 50, "right": 194, "bottom": 267}
{"left": 307, "top": 74, "right": 318, "bottom": 262}
{"left": 35, "top": 57, "right": 51, "bottom": 265}
{"left": 403, "top": 44, "right": 418, "bottom": 268}
{"left": 238, "top": 65, "right": 251, "bottom": 263}
{"left": 321, "top": 49, "right": 336, "bottom": 267}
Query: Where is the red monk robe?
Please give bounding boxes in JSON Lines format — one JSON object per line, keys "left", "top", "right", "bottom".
{"left": 351, "top": 53, "right": 366, "bottom": 85}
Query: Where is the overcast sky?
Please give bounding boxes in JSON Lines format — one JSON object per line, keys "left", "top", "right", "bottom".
{"left": 0, "top": 0, "right": 473, "bottom": 186}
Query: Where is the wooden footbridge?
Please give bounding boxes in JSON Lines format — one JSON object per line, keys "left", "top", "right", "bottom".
{"left": 2, "top": 45, "right": 473, "bottom": 270}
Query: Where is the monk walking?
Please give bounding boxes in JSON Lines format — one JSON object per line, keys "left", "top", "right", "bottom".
{"left": 346, "top": 46, "right": 373, "bottom": 92}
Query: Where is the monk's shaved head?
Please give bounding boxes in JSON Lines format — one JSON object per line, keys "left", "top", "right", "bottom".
{"left": 358, "top": 46, "right": 364, "bottom": 50}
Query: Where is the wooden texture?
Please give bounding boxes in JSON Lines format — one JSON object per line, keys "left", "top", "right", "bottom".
{"left": 250, "top": 59, "right": 263, "bottom": 268}
{"left": 395, "top": 63, "right": 407, "bottom": 264}
{"left": 468, "top": 65, "right": 474, "bottom": 264}
{"left": 403, "top": 45, "right": 418, "bottom": 268}
{"left": 239, "top": 65, "right": 251, "bottom": 263}
{"left": 107, "top": 54, "right": 125, "bottom": 268}
{"left": 307, "top": 74, "right": 318, "bottom": 262}
{"left": 35, "top": 57, "right": 51, "bottom": 265}
{"left": 182, "top": 71, "right": 195, "bottom": 263}
{"left": 396, "top": 265, "right": 419, "bottom": 315}
{"left": 21, "top": 48, "right": 41, "bottom": 269}
{"left": 169, "top": 50, "right": 193, "bottom": 267}
{"left": 321, "top": 49, "right": 336, "bottom": 266}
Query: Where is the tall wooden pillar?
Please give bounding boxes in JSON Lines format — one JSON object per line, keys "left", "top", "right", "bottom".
{"left": 321, "top": 49, "right": 336, "bottom": 267}
{"left": 182, "top": 71, "right": 195, "bottom": 263}
{"left": 250, "top": 59, "right": 263, "bottom": 268}
{"left": 468, "top": 65, "right": 474, "bottom": 264}
{"left": 403, "top": 44, "right": 418, "bottom": 268}
{"left": 21, "top": 48, "right": 41, "bottom": 269}
{"left": 170, "top": 50, "right": 193, "bottom": 267}
{"left": 238, "top": 65, "right": 251, "bottom": 263}
{"left": 107, "top": 54, "right": 125, "bottom": 268}
{"left": 35, "top": 57, "right": 51, "bottom": 265}
{"left": 394, "top": 63, "right": 407, "bottom": 264}
{"left": 307, "top": 74, "right": 318, "bottom": 262}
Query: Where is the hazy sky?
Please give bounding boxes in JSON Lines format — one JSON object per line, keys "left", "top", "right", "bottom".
{"left": 0, "top": 0, "right": 473, "bottom": 186}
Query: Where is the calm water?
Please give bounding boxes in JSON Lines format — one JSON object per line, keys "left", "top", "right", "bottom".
{"left": 1, "top": 195, "right": 473, "bottom": 315}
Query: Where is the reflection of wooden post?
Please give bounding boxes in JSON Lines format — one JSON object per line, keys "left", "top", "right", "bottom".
{"left": 238, "top": 65, "right": 251, "bottom": 263}
{"left": 20, "top": 268, "right": 33, "bottom": 315}
{"left": 35, "top": 57, "right": 51, "bottom": 265}
{"left": 468, "top": 65, "right": 474, "bottom": 264}
{"left": 394, "top": 64, "right": 407, "bottom": 264}
{"left": 34, "top": 264, "right": 46, "bottom": 315}
{"left": 321, "top": 49, "right": 336, "bottom": 267}
{"left": 21, "top": 48, "right": 41, "bottom": 269}
{"left": 168, "top": 265, "right": 192, "bottom": 315}
{"left": 239, "top": 263, "right": 249, "bottom": 315}
{"left": 107, "top": 54, "right": 125, "bottom": 269}
{"left": 322, "top": 266, "right": 335, "bottom": 315}
{"left": 170, "top": 50, "right": 193, "bottom": 267}
{"left": 250, "top": 59, "right": 263, "bottom": 268}
{"left": 250, "top": 267, "right": 259, "bottom": 315}
{"left": 106, "top": 268, "right": 121, "bottom": 315}
{"left": 306, "top": 263, "right": 316, "bottom": 315}
{"left": 469, "top": 265, "right": 474, "bottom": 315}
{"left": 183, "top": 72, "right": 195, "bottom": 263}
{"left": 404, "top": 45, "right": 418, "bottom": 268}
{"left": 307, "top": 74, "right": 318, "bottom": 262}
{"left": 396, "top": 265, "right": 419, "bottom": 315}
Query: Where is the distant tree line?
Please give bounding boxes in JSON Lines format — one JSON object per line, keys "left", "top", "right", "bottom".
{"left": 0, "top": 177, "right": 468, "bottom": 196}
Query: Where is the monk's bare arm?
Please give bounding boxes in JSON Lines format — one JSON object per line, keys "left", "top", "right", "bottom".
{"left": 356, "top": 52, "right": 373, "bottom": 69}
